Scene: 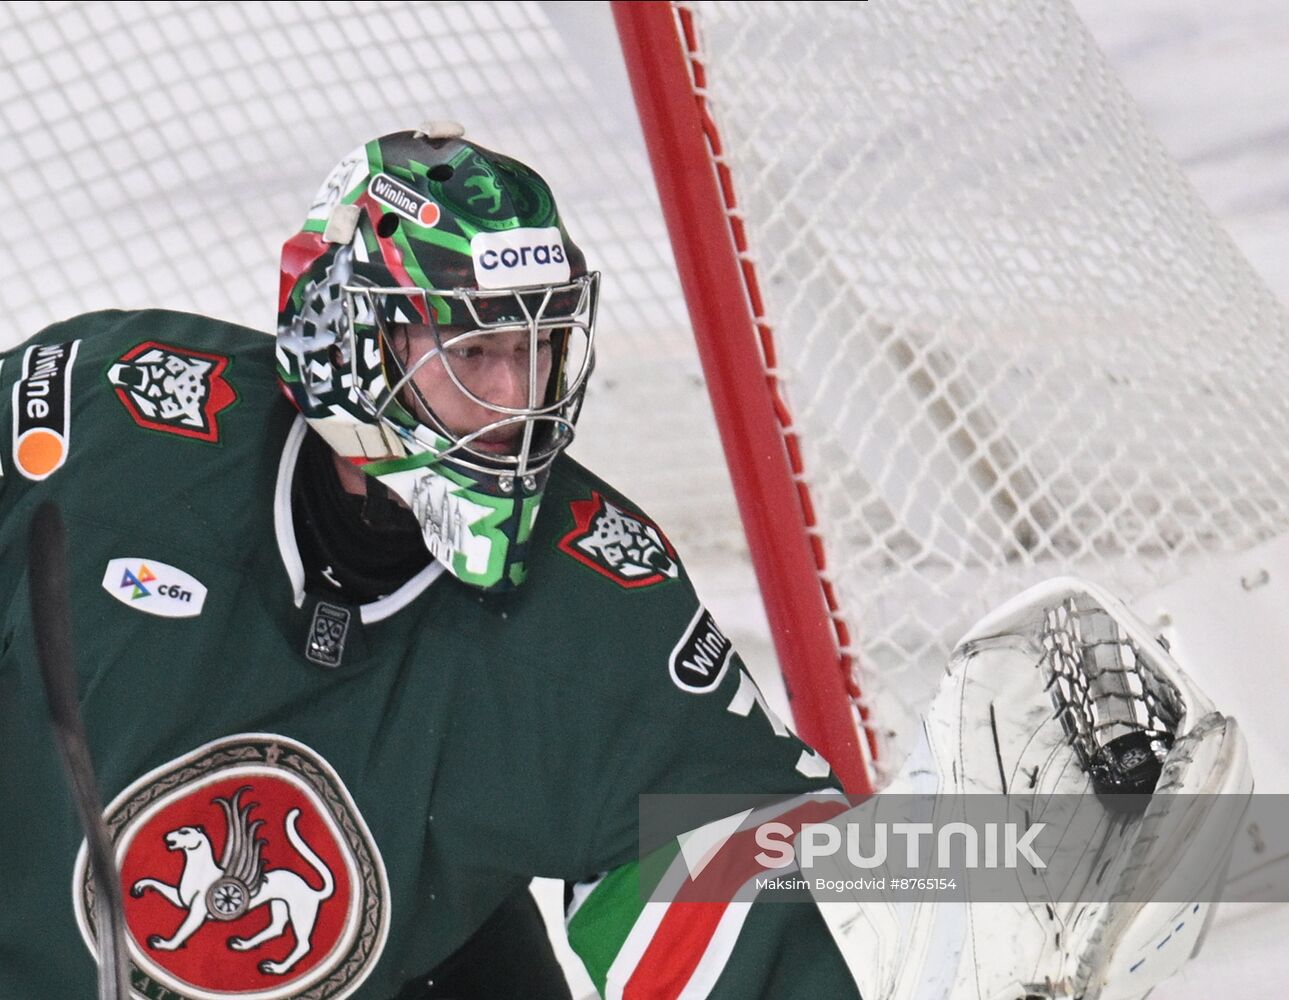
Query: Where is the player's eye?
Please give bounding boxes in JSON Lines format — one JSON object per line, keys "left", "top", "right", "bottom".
{"left": 448, "top": 343, "right": 485, "bottom": 361}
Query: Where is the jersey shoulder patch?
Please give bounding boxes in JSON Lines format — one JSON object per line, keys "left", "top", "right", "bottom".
{"left": 30, "top": 309, "right": 276, "bottom": 451}
{"left": 546, "top": 457, "right": 680, "bottom": 590}
{"left": 0, "top": 310, "right": 287, "bottom": 548}
{"left": 106, "top": 338, "right": 238, "bottom": 443}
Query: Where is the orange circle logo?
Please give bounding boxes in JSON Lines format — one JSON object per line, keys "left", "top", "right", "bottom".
{"left": 15, "top": 428, "right": 66, "bottom": 478}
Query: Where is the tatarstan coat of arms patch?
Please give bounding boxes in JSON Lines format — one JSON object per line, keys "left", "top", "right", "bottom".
{"left": 72, "top": 734, "right": 388, "bottom": 1000}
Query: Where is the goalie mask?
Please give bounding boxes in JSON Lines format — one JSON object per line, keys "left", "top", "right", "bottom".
{"left": 276, "top": 123, "right": 598, "bottom": 591}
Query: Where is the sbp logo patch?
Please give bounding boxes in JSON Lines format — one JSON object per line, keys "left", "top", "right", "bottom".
{"left": 73, "top": 734, "right": 389, "bottom": 1000}
{"left": 557, "top": 490, "right": 679, "bottom": 588}
{"left": 102, "top": 557, "right": 207, "bottom": 618}
{"left": 107, "top": 341, "right": 236, "bottom": 443}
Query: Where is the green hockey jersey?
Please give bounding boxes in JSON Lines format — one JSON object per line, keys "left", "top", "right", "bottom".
{"left": 0, "top": 311, "right": 858, "bottom": 999}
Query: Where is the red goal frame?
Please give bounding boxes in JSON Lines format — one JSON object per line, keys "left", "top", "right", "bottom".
{"left": 613, "top": 1, "right": 875, "bottom": 793}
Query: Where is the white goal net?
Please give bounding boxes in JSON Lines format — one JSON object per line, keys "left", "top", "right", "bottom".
{"left": 630, "top": 0, "right": 1289, "bottom": 779}
{"left": 3, "top": 1, "right": 1286, "bottom": 783}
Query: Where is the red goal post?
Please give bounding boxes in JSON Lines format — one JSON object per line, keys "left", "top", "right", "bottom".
{"left": 613, "top": 2, "right": 874, "bottom": 793}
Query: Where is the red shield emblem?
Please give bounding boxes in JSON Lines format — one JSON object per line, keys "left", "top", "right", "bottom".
{"left": 557, "top": 491, "right": 680, "bottom": 588}
{"left": 107, "top": 340, "right": 237, "bottom": 443}
{"left": 72, "top": 734, "right": 389, "bottom": 1000}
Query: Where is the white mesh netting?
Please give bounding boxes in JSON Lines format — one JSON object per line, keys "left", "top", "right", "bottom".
{"left": 3, "top": 1, "right": 1286, "bottom": 777}
{"left": 0, "top": 0, "right": 739, "bottom": 554}
{"left": 684, "top": 0, "right": 1289, "bottom": 770}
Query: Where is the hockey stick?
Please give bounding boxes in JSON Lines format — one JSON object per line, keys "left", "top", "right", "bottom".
{"left": 28, "top": 501, "right": 131, "bottom": 1000}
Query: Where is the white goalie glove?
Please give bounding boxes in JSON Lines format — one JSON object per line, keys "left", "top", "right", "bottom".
{"left": 817, "top": 577, "right": 1253, "bottom": 1000}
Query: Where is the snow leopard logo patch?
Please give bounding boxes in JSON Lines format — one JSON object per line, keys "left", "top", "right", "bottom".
{"left": 72, "top": 734, "right": 389, "bottom": 1000}
{"left": 557, "top": 490, "right": 679, "bottom": 589}
{"left": 107, "top": 341, "right": 237, "bottom": 443}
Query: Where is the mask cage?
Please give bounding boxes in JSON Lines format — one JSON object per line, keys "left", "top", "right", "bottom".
{"left": 341, "top": 273, "right": 598, "bottom": 486}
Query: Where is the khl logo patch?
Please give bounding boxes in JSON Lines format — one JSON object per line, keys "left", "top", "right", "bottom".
{"left": 306, "top": 601, "right": 351, "bottom": 669}
{"left": 72, "top": 733, "right": 390, "bottom": 1000}
{"left": 107, "top": 341, "right": 236, "bottom": 443}
{"left": 557, "top": 490, "right": 679, "bottom": 589}
{"left": 102, "top": 557, "right": 207, "bottom": 618}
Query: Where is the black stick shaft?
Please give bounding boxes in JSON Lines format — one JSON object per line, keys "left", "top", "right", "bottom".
{"left": 28, "top": 501, "right": 130, "bottom": 1000}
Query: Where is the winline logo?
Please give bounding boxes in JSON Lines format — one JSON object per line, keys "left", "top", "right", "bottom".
{"left": 368, "top": 172, "right": 441, "bottom": 227}
{"left": 12, "top": 339, "right": 80, "bottom": 480}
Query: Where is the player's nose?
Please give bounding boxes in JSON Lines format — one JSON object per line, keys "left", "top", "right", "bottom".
{"left": 483, "top": 354, "right": 531, "bottom": 410}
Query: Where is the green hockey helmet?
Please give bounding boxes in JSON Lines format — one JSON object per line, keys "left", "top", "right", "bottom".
{"left": 276, "top": 122, "right": 599, "bottom": 591}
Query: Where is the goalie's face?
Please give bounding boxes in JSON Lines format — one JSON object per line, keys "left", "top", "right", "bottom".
{"left": 341, "top": 274, "right": 598, "bottom": 488}
{"left": 390, "top": 321, "right": 556, "bottom": 457}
